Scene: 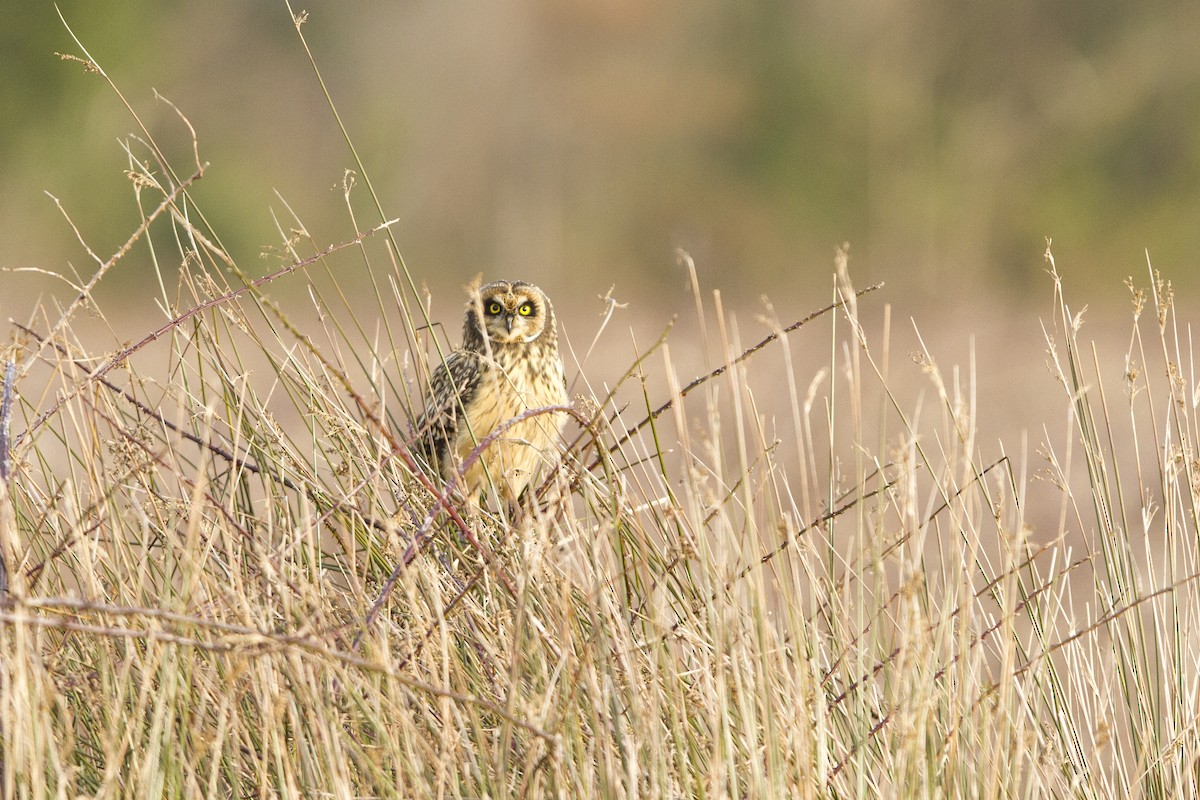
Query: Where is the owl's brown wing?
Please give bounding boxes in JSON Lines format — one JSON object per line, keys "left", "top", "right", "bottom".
{"left": 413, "top": 348, "right": 482, "bottom": 479}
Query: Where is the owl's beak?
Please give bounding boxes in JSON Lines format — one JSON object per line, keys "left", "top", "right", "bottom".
{"left": 504, "top": 314, "right": 514, "bottom": 333}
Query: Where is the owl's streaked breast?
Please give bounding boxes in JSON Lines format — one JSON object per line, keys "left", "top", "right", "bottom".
{"left": 454, "top": 342, "right": 567, "bottom": 499}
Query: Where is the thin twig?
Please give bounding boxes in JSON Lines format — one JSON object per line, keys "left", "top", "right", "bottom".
{"left": 633, "top": 477, "right": 894, "bottom": 647}
{"left": 13, "top": 218, "right": 399, "bottom": 451}
{"left": 355, "top": 403, "right": 591, "bottom": 654}
{"left": 12, "top": 322, "right": 305, "bottom": 495}
{"left": 591, "top": 283, "right": 884, "bottom": 470}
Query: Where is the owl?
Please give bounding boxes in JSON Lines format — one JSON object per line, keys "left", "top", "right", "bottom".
{"left": 414, "top": 280, "right": 568, "bottom": 502}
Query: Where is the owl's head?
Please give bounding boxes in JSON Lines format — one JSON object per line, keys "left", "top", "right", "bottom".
{"left": 463, "top": 280, "right": 556, "bottom": 350}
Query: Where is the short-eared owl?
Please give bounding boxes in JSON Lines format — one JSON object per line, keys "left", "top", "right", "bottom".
{"left": 415, "top": 280, "right": 568, "bottom": 501}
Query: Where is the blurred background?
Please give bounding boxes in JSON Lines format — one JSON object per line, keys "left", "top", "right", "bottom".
{"left": 3, "top": 1, "right": 1200, "bottom": 446}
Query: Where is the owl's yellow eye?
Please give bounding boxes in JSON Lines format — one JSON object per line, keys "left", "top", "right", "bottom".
{"left": 487, "top": 302, "right": 503, "bottom": 315}
{"left": 518, "top": 303, "right": 533, "bottom": 316}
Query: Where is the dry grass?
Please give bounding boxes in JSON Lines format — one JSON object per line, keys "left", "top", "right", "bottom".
{"left": 3, "top": 17, "right": 1200, "bottom": 800}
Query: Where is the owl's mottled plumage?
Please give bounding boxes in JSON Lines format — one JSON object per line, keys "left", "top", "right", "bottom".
{"left": 415, "top": 280, "right": 568, "bottom": 500}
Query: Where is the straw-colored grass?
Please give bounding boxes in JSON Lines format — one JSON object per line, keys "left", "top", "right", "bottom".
{"left": 3, "top": 14, "right": 1200, "bottom": 799}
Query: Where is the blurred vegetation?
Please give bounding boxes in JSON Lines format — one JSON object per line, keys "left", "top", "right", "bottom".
{"left": 3, "top": 1, "right": 1200, "bottom": 318}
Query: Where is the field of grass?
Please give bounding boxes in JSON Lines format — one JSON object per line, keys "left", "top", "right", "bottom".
{"left": 4, "top": 19, "right": 1200, "bottom": 800}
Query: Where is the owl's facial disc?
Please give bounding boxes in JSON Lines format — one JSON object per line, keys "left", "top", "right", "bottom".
{"left": 482, "top": 291, "right": 541, "bottom": 343}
